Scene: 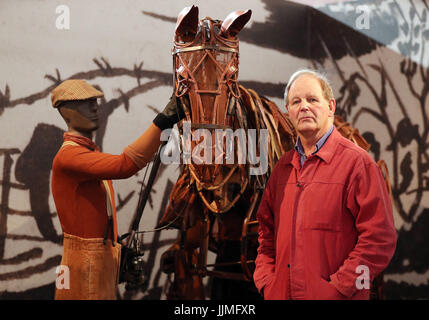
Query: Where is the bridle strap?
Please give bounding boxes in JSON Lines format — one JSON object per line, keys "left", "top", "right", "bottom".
{"left": 172, "top": 44, "right": 238, "bottom": 55}
{"left": 190, "top": 123, "right": 232, "bottom": 130}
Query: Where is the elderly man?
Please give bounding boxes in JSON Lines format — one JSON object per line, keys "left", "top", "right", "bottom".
{"left": 253, "top": 69, "right": 397, "bottom": 300}
{"left": 51, "top": 79, "right": 183, "bottom": 299}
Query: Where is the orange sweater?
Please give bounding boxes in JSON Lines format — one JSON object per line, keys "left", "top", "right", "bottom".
{"left": 51, "top": 133, "right": 139, "bottom": 240}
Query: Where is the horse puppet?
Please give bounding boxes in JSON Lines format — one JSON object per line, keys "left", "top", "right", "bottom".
{"left": 154, "top": 6, "right": 391, "bottom": 300}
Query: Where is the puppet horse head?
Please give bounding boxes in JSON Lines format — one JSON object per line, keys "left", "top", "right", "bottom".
{"left": 172, "top": 6, "right": 252, "bottom": 214}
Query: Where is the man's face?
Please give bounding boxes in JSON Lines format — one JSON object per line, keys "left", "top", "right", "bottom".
{"left": 286, "top": 74, "right": 335, "bottom": 141}
{"left": 59, "top": 99, "right": 100, "bottom": 133}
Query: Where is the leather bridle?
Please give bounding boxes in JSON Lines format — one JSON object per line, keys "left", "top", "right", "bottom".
{"left": 171, "top": 17, "right": 248, "bottom": 214}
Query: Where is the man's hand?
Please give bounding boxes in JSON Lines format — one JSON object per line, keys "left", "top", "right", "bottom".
{"left": 153, "top": 96, "right": 186, "bottom": 130}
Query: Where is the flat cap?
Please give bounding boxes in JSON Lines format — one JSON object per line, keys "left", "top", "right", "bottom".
{"left": 51, "top": 79, "right": 104, "bottom": 108}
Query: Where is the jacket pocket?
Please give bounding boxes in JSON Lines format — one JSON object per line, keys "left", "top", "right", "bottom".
{"left": 315, "top": 277, "right": 347, "bottom": 300}
{"left": 301, "top": 183, "right": 344, "bottom": 231}
{"left": 305, "top": 222, "right": 341, "bottom": 232}
{"left": 263, "top": 274, "right": 276, "bottom": 300}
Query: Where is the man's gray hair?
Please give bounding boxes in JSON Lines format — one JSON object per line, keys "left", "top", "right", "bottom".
{"left": 284, "top": 68, "right": 334, "bottom": 105}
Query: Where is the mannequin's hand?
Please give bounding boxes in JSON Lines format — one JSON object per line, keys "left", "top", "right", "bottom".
{"left": 153, "top": 96, "right": 185, "bottom": 130}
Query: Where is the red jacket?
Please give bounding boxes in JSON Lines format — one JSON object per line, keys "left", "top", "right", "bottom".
{"left": 254, "top": 127, "right": 397, "bottom": 300}
{"left": 51, "top": 133, "right": 139, "bottom": 241}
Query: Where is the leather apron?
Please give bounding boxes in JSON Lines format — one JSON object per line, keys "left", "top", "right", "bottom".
{"left": 55, "top": 141, "right": 121, "bottom": 300}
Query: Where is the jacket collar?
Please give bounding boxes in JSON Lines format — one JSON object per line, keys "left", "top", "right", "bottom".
{"left": 63, "top": 132, "right": 98, "bottom": 151}
{"left": 314, "top": 126, "right": 339, "bottom": 164}
{"left": 283, "top": 126, "right": 341, "bottom": 168}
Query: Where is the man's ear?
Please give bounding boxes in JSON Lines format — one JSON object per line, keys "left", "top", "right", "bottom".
{"left": 328, "top": 99, "right": 336, "bottom": 117}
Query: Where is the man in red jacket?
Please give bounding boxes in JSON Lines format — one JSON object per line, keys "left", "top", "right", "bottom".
{"left": 253, "top": 69, "right": 397, "bottom": 300}
{"left": 51, "top": 79, "right": 183, "bottom": 299}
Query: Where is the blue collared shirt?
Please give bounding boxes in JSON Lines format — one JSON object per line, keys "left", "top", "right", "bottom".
{"left": 294, "top": 125, "right": 334, "bottom": 168}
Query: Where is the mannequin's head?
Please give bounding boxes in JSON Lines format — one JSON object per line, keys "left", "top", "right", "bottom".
{"left": 58, "top": 98, "right": 99, "bottom": 136}
{"left": 51, "top": 79, "right": 103, "bottom": 138}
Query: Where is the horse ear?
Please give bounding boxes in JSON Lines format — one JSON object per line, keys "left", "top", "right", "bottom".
{"left": 175, "top": 5, "right": 199, "bottom": 42}
{"left": 220, "top": 10, "right": 252, "bottom": 38}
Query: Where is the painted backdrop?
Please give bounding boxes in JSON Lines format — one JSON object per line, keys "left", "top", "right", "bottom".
{"left": 0, "top": 0, "right": 428, "bottom": 299}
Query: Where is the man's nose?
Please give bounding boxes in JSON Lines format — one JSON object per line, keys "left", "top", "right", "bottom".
{"left": 300, "top": 103, "right": 310, "bottom": 111}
